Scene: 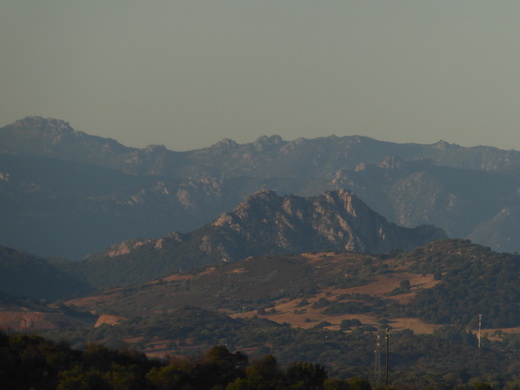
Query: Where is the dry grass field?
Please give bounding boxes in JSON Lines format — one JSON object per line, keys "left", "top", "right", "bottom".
{"left": 233, "top": 271, "right": 443, "bottom": 334}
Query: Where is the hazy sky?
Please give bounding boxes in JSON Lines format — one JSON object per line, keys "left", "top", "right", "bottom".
{"left": 2, "top": 1, "right": 520, "bottom": 151}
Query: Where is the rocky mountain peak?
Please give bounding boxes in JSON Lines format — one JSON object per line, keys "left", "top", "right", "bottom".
{"left": 212, "top": 189, "right": 446, "bottom": 254}
{"left": 213, "top": 138, "right": 238, "bottom": 149}
{"left": 244, "top": 189, "right": 280, "bottom": 203}
{"left": 12, "top": 116, "right": 75, "bottom": 133}
{"left": 0, "top": 116, "right": 129, "bottom": 165}
{"left": 212, "top": 189, "right": 281, "bottom": 228}
{"left": 253, "top": 135, "right": 285, "bottom": 151}
{"left": 432, "top": 140, "right": 459, "bottom": 151}
{"left": 144, "top": 144, "right": 168, "bottom": 154}
{"left": 0, "top": 116, "right": 87, "bottom": 154}
{"left": 235, "top": 189, "right": 280, "bottom": 211}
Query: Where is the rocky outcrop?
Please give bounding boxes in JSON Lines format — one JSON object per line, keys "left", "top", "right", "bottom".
{"left": 211, "top": 189, "right": 446, "bottom": 254}
{"left": 74, "top": 190, "right": 446, "bottom": 289}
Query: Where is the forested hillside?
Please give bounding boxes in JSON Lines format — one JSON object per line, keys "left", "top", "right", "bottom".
{"left": 35, "top": 306, "right": 519, "bottom": 389}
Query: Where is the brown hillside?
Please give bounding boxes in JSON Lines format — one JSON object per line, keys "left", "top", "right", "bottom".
{"left": 63, "top": 251, "right": 445, "bottom": 336}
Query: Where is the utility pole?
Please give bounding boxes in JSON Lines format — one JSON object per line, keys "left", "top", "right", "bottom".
{"left": 385, "top": 328, "right": 390, "bottom": 389}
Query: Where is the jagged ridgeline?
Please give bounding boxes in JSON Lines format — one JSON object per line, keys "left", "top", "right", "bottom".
{"left": 58, "top": 190, "right": 445, "bottom": 289}
{"left": 4, "top": 116, "right": 520, "bottom": 259}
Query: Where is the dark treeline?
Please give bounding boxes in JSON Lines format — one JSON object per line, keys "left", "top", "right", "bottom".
{"left": 5, "top": 328, "right": 520, "bottom": 389}
{"left": 0, "top": 331, "right": 371, "bottom": 390}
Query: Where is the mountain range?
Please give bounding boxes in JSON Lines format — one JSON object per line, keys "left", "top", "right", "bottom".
{"left": 2, "top": 116, "right": 520, "bottom": 258}
{"left": 4, "top": 116, "right": 520, "bottom": 387}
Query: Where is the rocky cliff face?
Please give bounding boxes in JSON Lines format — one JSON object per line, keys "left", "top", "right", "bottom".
{"left": 211, "top": 189, "right": 446, "bottom": 255}
{"left": 72, "top": 190, "right": 446, "bottom": 289}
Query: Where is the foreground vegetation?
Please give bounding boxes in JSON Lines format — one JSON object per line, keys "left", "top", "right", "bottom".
{"left": 4, "top": 327, "right": 520, "bottom": 389}
{"left": 0, "top": 331, "right": 371, "bottom": 390}
{"left": 35, "top": 306, "right": 520, "bottom": 389}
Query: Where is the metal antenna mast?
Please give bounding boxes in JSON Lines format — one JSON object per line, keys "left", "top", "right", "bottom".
{"left": 385, "top": 328, "right": 390, "bottom": 389}
{"left": 374, "top": 334, "right": 381, "bottom": 384}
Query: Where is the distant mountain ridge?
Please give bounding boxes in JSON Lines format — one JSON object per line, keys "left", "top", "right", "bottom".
{"left": 0, "top": 116, "right": 130, "bottom": 164}
{"left": 3, "top": 116, "right": 520, "bottom": 177}
{"left": 2, "top": 116, "right": 520, "bottom": 257}
{"left": 62, "top": 189, "right": 445, "bottom": 289}
{"left": 0, "top": 245, "right": 92, "bottom": 301}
